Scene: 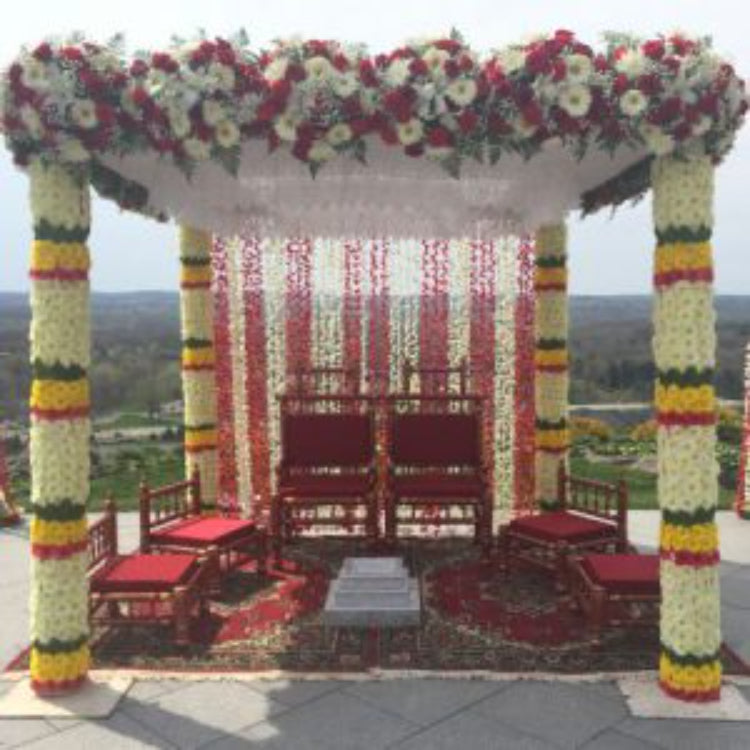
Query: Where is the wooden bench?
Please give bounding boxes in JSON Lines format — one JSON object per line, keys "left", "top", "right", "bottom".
{"left": 89, "top": 500, "right": 219, "bottom": 645}
{"left": 498, "top": 463, "right": 627, "bottom": 590}
{"left": 140, "top": 468, "right": 266, "bottom": 575}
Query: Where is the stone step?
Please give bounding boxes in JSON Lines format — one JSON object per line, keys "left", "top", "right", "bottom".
{"left": 332, "top": 580, "right": 417, "bottom": 607}
{"left": 337, "top": 576, "right": 410, "bottom": 593}
{"left": 340, "top": 557, "right": 407, "bottom": 579}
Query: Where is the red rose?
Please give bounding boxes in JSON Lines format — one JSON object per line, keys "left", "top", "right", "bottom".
{"left": 95, "top": 103, "right": 115, "bottom": 127}
{"left": 521, "top": 102, "right": 543, "bottom": 126}
{"left": 383, "top": 89, "right": 413, "bottom": 122}
{"left": 457, "top": 110, "right": 478, "bottom": 134}
{"left": 443, "top": 59, "right": 460, "bottom": 78}
{"left": 32, "top": 42, "right": 53, "bottom": 62}
{"left": 292, "top": 138, "right": 312, "bottom": 162}
{"left": 111, "top": 72, "right": 128, "bottom": 88}
{"left": 404, "top": 143, "right": 424, "bottom": 157}
{"left": 554, "top": 29, "right": 575, "bottom": 45}
{"left": 215, "top": 42, "right": 236, "bottom": 67}
{"left": 358, "top": 59, "right": 379, "bottom": 87}
{"left": 487, "top": 112, "right": 511, "bottom": 135}
{"left": 662, "top": 56, "right": 681, "bottom": 74}
{"left": 350, "top": 117, "right": 374, "bottom": 136}
{"left": 642, "top": 39, "right": 665, "bottom": 60}
{"left": 130, "top": 59, "right": 149, "bottom": 77}
{"left": 551, "top": 58, "right": 566, "bottom": 82}
{"left": 697, "top": 93, "right": 719, "bottom": 116}
{"left": 459, "top": 55, "right": 473, "bottom": 72}
{"left": 669, "top": 36, "right": 694, "bottom": 56}
{"left": 332, "top": 53, "right": 349, "bottom": 72}
{"left": 379, "top": 123, "right": 398, "bottom": 145}
{"left": 434, "top": 39, "right": 461, "bottom": 54}
{"left": 60, "top": 46, "right": 83, "bottom": 63}
{"left": 613, "top": 74, "right": 630, "bottom": 95}
{"left": 306, "top": 39, "right": 329, "bottom": 56}
{"left": 637, "top": 73, "right": 662, "bottom": 96}
{"left": 673, "top": 122, "right": 692, "bottom": 141}
{"left": 526, "top": 48, "right": 551, "bottom": 76}
{"left": 131, "top": 86, "right": 150, "bottom": 108}
{"left": 285, "top": 62, "right": 306, "bottom": 82}
{"left": 409, "top": 58, "right": 428, "bottom": 77}
{"left": 269, "top": 78, "right": 291, "bottom": 101}
{"left": 426, "top": 126, "right": 454, "bottom": 148}
{"left": 256, "top": 99, "right": 281, "bottom": 122}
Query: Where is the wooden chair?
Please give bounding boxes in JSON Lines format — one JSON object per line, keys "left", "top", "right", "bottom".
{"left": 272, "top": 395, "right": 377, "bottom": 552}
{"left": 89, "top": 500, "right": 219, "bottom": 646}
{"left": 566, "top": 552, "right": 660, "bottom": 645}
{"left": 384, "top": 395, "right": 492, "bottom": 553}
{"left": 401, "top": 357, "right": 469, "bottom": 396}
{"left": 498, "top": 463, "right": 628, "bottom": 591}
{"left": 140, "top": 468, "right": 266, "bottom": 575}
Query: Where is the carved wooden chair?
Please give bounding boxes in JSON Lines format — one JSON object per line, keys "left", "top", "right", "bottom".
{"left": 384, "top": 395, "right": 492, "bottom": 553}
{"left": 401, "top": 357, "right": 469, "bottom": 396}
{"left": 140, "top": 468, "right": 266, "bottom": 575}
{"left": 89, "top": 500, "right": 219, "bottom": 646}
{"left": 498, "top": 463, "right": 628, "bottom": 591}
{"left": 272, "top": 395, "right": 377, "bottom": 552}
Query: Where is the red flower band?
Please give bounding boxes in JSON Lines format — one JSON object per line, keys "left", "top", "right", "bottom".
{"left": 657, "top": 411, "right": 716, "bottom": 427}
{"left": 654, "top": 268, "right": 713, "bottom": 288}
{"left": 660, "top": 549, "right": 720, "bottom": 567}
{"left": 659, "top": 680, "right": 720, "bottom": 703}
{"left": 32, "top": 538, "right": 88, "bottom": 560}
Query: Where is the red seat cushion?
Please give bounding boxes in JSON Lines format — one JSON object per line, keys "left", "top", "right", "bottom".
{"left": 152, "top": 517, "right": 257, "bottom": 547}
{"left": 91, "top": 553, "right": 196, "bottom": 593}
{"left": 278, "top": 474, "right": 373, "bottom": 498}
{"left": 582, "top": 554, "right": 660, "bottom": 595}
{"left": 392, "top": 473, "right": 484, "bottom": 498}
{"left": 510, "top": 511, "right": 616, "bottom": 544}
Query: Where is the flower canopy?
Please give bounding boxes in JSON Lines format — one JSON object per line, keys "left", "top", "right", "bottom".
{"left": 1, "top": 30, "right": 746, "bottom": 235}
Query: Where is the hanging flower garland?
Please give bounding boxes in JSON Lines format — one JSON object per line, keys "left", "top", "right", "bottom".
{"left": 735, "top": 343, "right": 750, "bottom": 519}
{"left": 27, "top": 160, "right": 91, "bottom": 694}
{"left": 1, "top": 31, "right": 745, "bottom": 214}
{"left": 652, "top": 154, "right": 721, "bottom": 702}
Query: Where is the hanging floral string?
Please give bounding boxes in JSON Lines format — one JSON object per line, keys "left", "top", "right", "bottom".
{"left": 735, "top": 343, "right": 750, "bottom": 520}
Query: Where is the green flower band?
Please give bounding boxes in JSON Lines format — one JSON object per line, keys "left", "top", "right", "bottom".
{"left": 185, "top": 423, "right": 217, "bottom": 432}
{"left": 655, "top": 226, "right": 713, "bottom": 244}
{"left": 180, "top": 256, "right": 211, "bottom": 267}
{"left": 656, "top": 367, "right": 714, "bottom": 387}
{"left": 535, "top": 418, "right": 568, "bottom": 430}
{"left": 535, "top": 255, "right": 567, "bottom": 269}
{"left": 31, "top": 360, "right": 87, "bottom": 381}
{"left": 535, "top": 338, "right": 567, "bottom": 350}
{"left": 182, "top": 338, "right": 213, "bottom": 349}
{"left": 661, "top": 643, "right": 721, "bottom": 667}
{"left": 32, "top": 634, "right": 88, "bottom": 654}
{"left": 663, "top": 506, "right": 715, "bottom": 526}
{"left": 31, "top": 500, "right": 86, "bottom": 522}
{"left": 33, "top": 220, "right": 89, "bottom": 243}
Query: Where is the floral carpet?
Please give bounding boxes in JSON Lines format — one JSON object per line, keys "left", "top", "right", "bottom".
{"left": 8, "top": 539, "right": 748, "bottom": 675}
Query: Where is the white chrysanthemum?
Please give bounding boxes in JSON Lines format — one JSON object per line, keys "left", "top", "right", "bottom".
{"left": 168, "top": 107, "right": 191, "bottom": 138}
{"left": 265, "top": 57, "right": 288, "bottom": 82}
{"left": 385, "top": 58, "right": 410, "bottom": 87}
{"left": 21, "top": 58, "right": 50, "bottom": 90}
{"left": 396, "top": 118, "right": 424, "bottom": 145}
{"left": 147, "top": 68, "right": 169, "bottom": 95}
{"left": 619, "top": 89, "right": 648, "bottom": 117}
{"left": 326, "top": 123, "right": 353, "bottom": 146}
{"left": 309, "top": 140, "right": 336, "bottom": 162}
{"left": 641, "top": 123, "right": 675, "bottom": 156}
{"left": 497, "top": 47, "right": 526, "bottom": 74}
{"left": 70, "top": 99, "right": 98, "bottom": 129}
{"left": 209, "top": 62, "right": 236, "bottom": 92}
{"left": 615, "top": 49, "right": 648, "bottom": 78}
{"left": 558, "top": 84, "right": 592, "bottom": 118}
{"left": 20, "top": 105, "right": 43, "bottom": 137}
{"left": 332, "top": 72, "right": 358, "bottom": 98}
{"left": 692, "top": 115, "right": 713, "bottom": 137}
{"left": 564, "top": 53, "right": 593, "bottom": 84}
{"left": 215, "top": 119, "right": 240, "bottom": 149}
{"left": 274, "top": 112, "right": 299, "bottom": 141}
{"left": 202, "top": 99, "right": 224, "bottom": 126}
{"left": 304, "top": 55, "right": 333, "bottom": 83}
{"left": 422, "top": 46, "right": 449, "bottom": 75}
{"left": 445, "top": 78, "right": 478, "bottom": 107}
{"left": 57, "top": 138, "right": 90, "bottom": 163}
{"left": 184, "top": 137, "right": 211, "bottom": 161}
{"left": 514, "top": 116, "right": 538, "bottom": 137}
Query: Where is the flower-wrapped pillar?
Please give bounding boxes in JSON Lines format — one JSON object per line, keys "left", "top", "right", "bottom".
{"left": 533, "top": 223, "right": 569, "bottom": 508}
{"left": 28, "top": 162, "right": 91, "bottom": 694}
{"left": 179, "top": 226, "right": 219, "bottom": 504}
{"left": 652, "top": 155, "right": 721, "bottom": 702}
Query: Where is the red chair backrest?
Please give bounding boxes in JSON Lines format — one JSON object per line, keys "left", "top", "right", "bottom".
{"left": 282, "top": 413, "right": 374, "bottom": 467}
{"left": 390, "top": 413, "right": 481, "bottom": 467}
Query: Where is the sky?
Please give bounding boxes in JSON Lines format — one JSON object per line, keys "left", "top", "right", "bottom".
{"left": 0, "top": 0, "right": 748, "bottom": 294}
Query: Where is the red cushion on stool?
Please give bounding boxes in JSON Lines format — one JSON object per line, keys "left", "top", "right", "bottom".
{"left": 152, "top": 517, "right": 256, "bottom": 547}
{"left": 582, "top": 554, "right": 660, "bottom": 595}
{"left": 91, "top": 553, "right": 196, "bottom": 593}
{"left": 510, "top": 511, "right": 616, "bottom": 543}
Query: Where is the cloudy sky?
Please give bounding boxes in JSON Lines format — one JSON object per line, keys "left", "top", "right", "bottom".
{"left": 0, "top": 0, "right": 747, "bottom": 294}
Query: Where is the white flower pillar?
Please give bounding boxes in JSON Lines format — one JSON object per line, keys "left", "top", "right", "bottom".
{"left": 652, "top": 155, "right": 722, "bottom": 702}
{"left": 533, "top": 223, "right": 569, "bottom": 509}
{"left": 28, "top": 161, "right": 91, "bottom": 694}
{"left": 179, "top": 226, "right": 219, "bottom": 504}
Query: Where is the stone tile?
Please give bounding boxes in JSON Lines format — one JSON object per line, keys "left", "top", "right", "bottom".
{"left": 206, "top": 690, "right": 416, "bottom": 750}
{"left": 120, "top": 680, "right": 283, "bottom": 749}
{"left": 344, "top": 678, "right": 508, "bottom": 727}
{"left": 392, "top": 709, "right": 557, "bottom": 749}
{"left": 720, "top": 573, "right": 750, "bottom": 609}
{"left": 19, "top": 711, "right": 173, "bottom": 749}
{"left": 581, "top": 728, "right": 664, "bottom": 749}
{"left": 720, "top": 608, "right": 750, "bottom": 663}
{"left": 0, "top": 718, "right": 57, "bottom": 746}
{"left": 618, "top": 717, "right": 750, "bottom": 750}
{"left": 126, "top": 680, "right": 198, "bottom": 703}
{"left": 472, "top": 680, "right": 627, "bottom": 749}
{"left": 244, "top": 679, "right": 344, "bottom": 708}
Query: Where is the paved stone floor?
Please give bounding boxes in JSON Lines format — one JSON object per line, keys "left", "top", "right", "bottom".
{"left": 1, "top": 512, "right": 750, "bottom": 749}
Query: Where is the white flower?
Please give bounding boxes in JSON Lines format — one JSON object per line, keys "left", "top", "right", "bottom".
{"left": 445, "top": 78, "right": 478, "bottom": 107}
{"left": 57, "top": 138, "right": 90, "bottom": 164}
{"left": 564, "top": 54, "right": 592, "bottom": 84}
{"left": 265, "top": 57, "right": 288, "bottom": 82}
{"left": 332, "top": 72, "right": 358, "bottom": 98}
{"left": 396, "top": 118, "right": 424, "bottom": 145}
{"left": 616, "top": 49, "right": 648, "bottom": 78}
{"left": 360, "top": 88, "right": 378, "bottom": 114}
{"left": 619, "top": 89, "right": 648, "bottom": 117}
{"left": 497, "top": 48, "right": 525, "bottom": 74}
{"left": 201, "top": 99, "right": 224, "bottom": 126}
{"left": 326, "top": 123, "right": 353, "bottom": 146}
{"left": 385, "top": 58, "right": 410, "bottom": 87}
{"left": 184, "top": 137, "right": 211, "bottom": 161}
{"left": 641, "top": 123, "right": 675, "bottom": 156}
{"left": 274, "top": 112, "right": 298, "bottom": 141}
{"left": 21, "top": 59, "right": 50, "bottom": 91}
{"left": 422, "top": 47, "right": 450, "bottom": 75}
{"left": 558, "top": 84, "right": 592, "bottom": 118}
{"left": 304, "top": 55, "right": 333, "bottom": 83}
{"left": 168, "top": 107, "right": 191, "bottom": 138}
{"left": 209, "top": 62, "right": 235, "bottom": 92}
{"left": 20, "top": 105, "right": 43, "bottom": 137}
{"left": 692, "top": 115, "right": 713, "bottom": 137}
{"left": 147, "top": 69, "right": 169, "bottom": 95}
{"left": 514, "top": 116, "right": 538, "bottom": 138}
{"left": 69, "top": 99, "right": 98, "bottom": 129}
{"left": 215, "top": 119, "right": 240, "bottom": 149}
{"left": 308, "top": 140, "right": 336, "bottom": 162}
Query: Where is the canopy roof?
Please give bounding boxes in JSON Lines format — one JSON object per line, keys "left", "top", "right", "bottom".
{"left": 2, "top": 30, "right": 746, "bottom": 236}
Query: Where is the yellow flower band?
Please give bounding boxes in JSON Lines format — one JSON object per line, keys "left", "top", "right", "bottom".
{"left": 185, "top": 427, "right": 218, "bottom": 449}
{"left": 536, "top": 428, "right": 570, "bottom": 451}
{"left": 31, "top": 517, "right": 88, "bottom": 547}
{"left": 30, "top": 378, "right": 90, "bottom": 412}
{"left": 31, "top": 644, "right": 89, "bottom": 686}
{"left": 180, "top": 227, "right": 212, "bottom": 255}
{"left": 182, "top": 346, "right": 216, "bottom": 369}
{"left": 180, "top": 264, "right": 212, "bottom": 287}
{"left": 30, "top": 240, "right": 90, "bottom": 273}
{"left": 535, "top": 349, "right": 568, "bottom": 368}
{"left": 655, "top": 383, "right": 715, "bottom": 415}
{"left": 534, "top": 266, "right": 567, "bottom": 288}
{"left": 659, "top": 652, "right": 721, "bottom": 696}
{"left": 655, "top": 242, "right": 712, "bottom": 274}
{"left": 661, "top": 522, "right": 718, "bottom": 556}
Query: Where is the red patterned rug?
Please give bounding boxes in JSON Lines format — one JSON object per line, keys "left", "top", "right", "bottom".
{"left": 7, "top": 540, "right": 747, "bottom": 674}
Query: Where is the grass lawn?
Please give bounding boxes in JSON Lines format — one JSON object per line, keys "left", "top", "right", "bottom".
{"left": 95, "top": 412, "right": 180, "bottom": 430}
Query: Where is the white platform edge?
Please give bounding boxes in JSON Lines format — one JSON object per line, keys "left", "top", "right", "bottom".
{"left": 618, "top": 674, "right": 750, "bottom": 721}
{"left": 0, "top": 674, "right": 132, "bottom": 718}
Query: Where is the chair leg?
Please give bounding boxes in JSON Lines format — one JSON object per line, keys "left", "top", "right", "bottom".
{"left": 497, "top": 525, "right": 510, "bottom": 577}
{"left": 554, "top": 542, "right": 569, "bottom": 593}
{"left": 173, "top": 587, "right": 191, "bottom": 646}
{"left": 591, "top": 586, "right": 606, "bottom": 647}
{"left": 385, "top": 494, "right": 397, "bottom": 547}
